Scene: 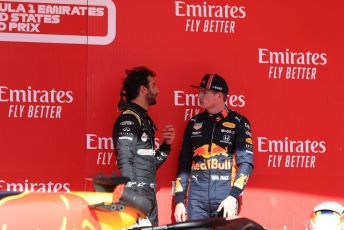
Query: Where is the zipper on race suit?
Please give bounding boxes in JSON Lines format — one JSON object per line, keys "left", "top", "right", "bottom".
{"left": 207, "top": 118, "right": 217, "bottom": 215}
{"left": 208, "top": 120, "right": 217, "bottom": 153}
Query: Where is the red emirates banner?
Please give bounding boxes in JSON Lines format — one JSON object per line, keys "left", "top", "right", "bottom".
{"left": 1, "top": 0, "right": 343, "bottom": 229}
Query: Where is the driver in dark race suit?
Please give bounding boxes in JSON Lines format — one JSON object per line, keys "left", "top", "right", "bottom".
{"left": 174, "top": 74, "right": 254, "bottom": 222}
{"left": 113, "top": 66, "right": 175, "bottom": 226}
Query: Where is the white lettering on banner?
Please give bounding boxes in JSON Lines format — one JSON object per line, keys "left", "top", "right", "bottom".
{"left": 86, "top": 134, "right": 114, "bottom": 150}
{"left": 86, "top": 133, "right": 115, "bottom": 165}
{"left": 175, "top": 1, "right": 246, "bottom": 18}
{"left": 268, "top": 66, "right": 317, "bottom": 80}
{"left": 7, "top": 104, "right": 25, "bottom": 117}
{"left": 184, "top": 108, "right": 200, "bottom": 121}
{"left": 0, "top": 86, "right": 73, "bottom": 103}
{"left": 0, "top": 179, "right": 71, "bottom": 192}
{"left": 174, "top": 90, "right": 200, "bottom": 106}
{"left": 203, "top": 20, "right": 235, "bottom": 33}
{"left": 257, "top": 137, "right": 326, "bottom": 169}
{"left": 258, "top": 48, "right": 327, "bottom": 65}
{"left": 174, "top": 90, "right": 246, "bottom": 121}
{"left": 258, "top": 48, "right": 327, "bottom": 80}
{"left": 174, "top": 1, "right": 246, "bottom": 34}
{"left": 86, "top": 133, "right": 161, "bottom": 166}
{"left": 174, "top": 91, "right": 245, "bottom": 107}
{"left": 267, "top": 154, "right": 316, "bottom": 168}
{"left": 27, "top": 105, "right": 62, "bottom": 118}
{"left": 185, "top": 19, "right": 236, "bottom": 33}
{"left": 1, "top": 85, "right": 73, "bottom": 119}
{"left": 258, "top": 137, "right": 326, "bottom": 153}
{"left": 97, "top": 152, "right": 113, "bottom": 165}
{"left": 0, "top": 0, "right": 116, "bottom": 45}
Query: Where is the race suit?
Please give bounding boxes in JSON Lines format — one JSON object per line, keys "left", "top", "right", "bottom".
{"left": 175, "top": 108, "right": 254, "bottom": 219}
{"left": 113, "top": 103, "right": 171, "bottom": 226}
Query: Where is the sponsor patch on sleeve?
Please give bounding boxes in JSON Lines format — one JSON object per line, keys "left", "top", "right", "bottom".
{"left": 119, "top": 136, "right": 133, "bottom": 141}
{"left": 175, "top": 178, "right": 183, "bottom": 193}
{"left": 120, "top": 120, "right": 135, "bottom": 126}
{"left": 246, "top": 138, "right": 253, "bottom": 144}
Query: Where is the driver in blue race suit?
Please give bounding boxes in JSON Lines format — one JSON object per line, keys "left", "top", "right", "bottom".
{"left": 174, "top": 74, "right": 254, "bottom": 222}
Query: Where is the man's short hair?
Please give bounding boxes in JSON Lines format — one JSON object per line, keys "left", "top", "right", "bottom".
{"left": 123, "top": 66, "right": 155, "bottom": 101}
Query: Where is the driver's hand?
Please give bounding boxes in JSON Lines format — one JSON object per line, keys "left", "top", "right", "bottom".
{"left": 174, "top": 203, "right": 187, "bottom": 222}
{"left": 217, "top": 196, "right": 238, "bottom": 219}
{"left": 162, "top": 125, "right": 175, "bottom": 145}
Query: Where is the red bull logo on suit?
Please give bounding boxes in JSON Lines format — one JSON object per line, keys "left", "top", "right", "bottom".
{"left": 192, "top": 159, "right": 231, "bottom": 171}
{"left": 193, "top": 144, "right": 228, "bottom": 159}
